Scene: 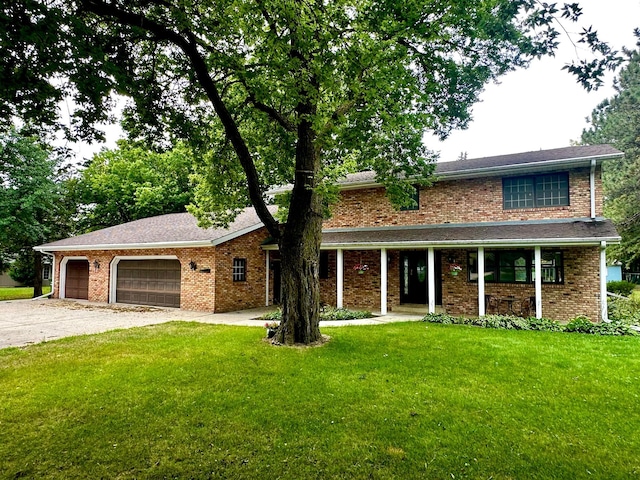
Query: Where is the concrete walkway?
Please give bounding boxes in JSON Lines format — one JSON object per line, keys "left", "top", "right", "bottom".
{"left": 0, "top": 298, "right": 423, "bottom": 349}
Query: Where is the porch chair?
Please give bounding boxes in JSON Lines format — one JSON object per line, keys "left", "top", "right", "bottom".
{"left": 520, "top": 296, "right": 536, "bottom": 317}
{"left": 484, "top": 295, "right": 499, "bottom": 314}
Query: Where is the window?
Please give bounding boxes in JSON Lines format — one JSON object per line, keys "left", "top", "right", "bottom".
{"left": 232, "top": 258, "right": 246, "bottom": 282}
{"left": 400, "top": 185, "right": 420, "bottom": 211}
{"left": 468, "top": 250, "right": 563, "bottom": 284}
{"left": 319, "top": 251, "right": 329, "bottom": 279}
{"left": 43, "top": 265, "right": 51, "bottom": 280}
{"left": 503, "top": 173, "right": 569, "bottom": 209}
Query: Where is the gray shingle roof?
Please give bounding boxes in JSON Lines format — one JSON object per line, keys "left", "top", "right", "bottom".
{"left": 37, "top": 206, "right": 276, "bottom": 251}
{"left": 330, "top": 144, "right": 622, "bottom": 188}
{"left": 320, "top": 218, "right": 620, "bottom": 247}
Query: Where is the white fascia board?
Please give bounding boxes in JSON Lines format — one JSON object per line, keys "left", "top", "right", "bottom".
{"left": 436, "top": 153, "right": 621, "bottom": 181}
{"left": 261, "top": 236, "right": 621, "bottom": 251}
{"left": 34, "top": 240, "right": 216, "bottom": 252}
{"left": 318, "top": 237, "right": 621, "bottom": 250}
{"left": 267, "top": 152, "right": 623, "bottom": 194}
{"left": 210, "top": 222, "right": 266, "bottom": 246}
{"left": 34, "top": 222, "right": 267, "bottom": 253}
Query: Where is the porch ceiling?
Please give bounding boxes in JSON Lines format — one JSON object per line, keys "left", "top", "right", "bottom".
{"left": 317, "top": 218, "right": 620, "bottom": 250}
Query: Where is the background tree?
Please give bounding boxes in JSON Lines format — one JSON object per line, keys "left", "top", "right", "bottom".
{"left": 582, "top": 34, "right": 640, "bottom": 268}
{"left": 0, "top": 129, "right": 62, "bottom": 296}
{"left": 77, "top": 140, "right": 195, "bottom": 231}
{"left": 0, "top": 0, "right": 620, "bottom": 344}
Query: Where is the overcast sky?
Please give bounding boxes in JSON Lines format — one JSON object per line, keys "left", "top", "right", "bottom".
{"left": 431, "top": 0, "right": 640, "bottom": 162}
{"left": 67, "top": 0, "right": 640, "bottom": 164}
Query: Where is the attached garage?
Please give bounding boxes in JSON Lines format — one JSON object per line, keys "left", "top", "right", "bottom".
{"left": 115, "top": 259, "right": 181, "bottom": 308}
{"left": 65, "top": 259, "right": 89, "bottom": 300}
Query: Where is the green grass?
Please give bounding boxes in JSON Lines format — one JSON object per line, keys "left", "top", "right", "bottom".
{"left": 0, "top": 286, "right": 51, "bottom": 301}
{"left": 1, "top": 323, "right": 639, "bottom": 479}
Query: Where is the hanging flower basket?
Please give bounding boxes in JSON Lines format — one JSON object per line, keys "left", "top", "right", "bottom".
{"left": 353, "top": 264, "right": 369, "bottom": 274}
{"left": 449, "top": 263, "right": 462, "bottom": 276}
{"left": 265, "top": 322, "right": 278, "bottom": 338}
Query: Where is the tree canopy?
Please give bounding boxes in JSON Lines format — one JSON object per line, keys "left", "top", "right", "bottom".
{"left": 0, "top": 0, "right": 621, "bottom": 343}
{"left": 77, "top": 140, "right": 195, "bottom": 231}
{"left": 582, "top": 33, "right": 640, "bottom": 268}
{"left": 0, "top": 129, "right": 62, "bottom": 292}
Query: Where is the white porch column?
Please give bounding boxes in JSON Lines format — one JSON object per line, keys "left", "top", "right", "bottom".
{"left": 427, "top": 248, "right": 436, "bottom": 314}
{"left": 478, "top": 246, "right": 486, "bottom": 316}
{"left": 534, "top": 246, "right": 542, "bottom": 319}
{"left": 380, "top": 248, "right": 388, "bottom": 315}
{"left": 337, "top": 249, "right": 344, "bottom": 309}
{"left": 600, "top": 241, "right": 608, "bottom": 321}
{"left": 265, "top": 250, "right": 270, "bottom": 306}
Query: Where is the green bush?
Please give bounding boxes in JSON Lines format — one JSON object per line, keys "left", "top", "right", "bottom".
{"left": 258, "top": 307, "right": 373, "bottom": 322}
{"left": 608, "top": 296, "right": 640, "bottom": 325}
{"left": 320, "top": 307, "right": 373, "bottom": 321}
{"left": 607, "top": 280, "right": 636, "bottom": 297}
{"left": 423, "top": 312, "right": 637, "bottom": 336}
{"left": 565, "top": 315, "right": 595, "bottom": 334}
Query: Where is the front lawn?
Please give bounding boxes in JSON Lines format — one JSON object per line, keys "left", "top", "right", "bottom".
{"left": 0, "top": 286, "right": 51, "bottom": 301}
{"left": 1, "top": 322, "right": 639, "bottom": 479}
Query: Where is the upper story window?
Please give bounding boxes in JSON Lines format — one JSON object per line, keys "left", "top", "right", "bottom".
{"left": 503, "top": 173, "right": 569, "bottom": 209}
{"left": 400, "top": 185, "right": 420, "bottom": 211}
{"left": 232, "top": 258, "right": 246, "bottom": 282}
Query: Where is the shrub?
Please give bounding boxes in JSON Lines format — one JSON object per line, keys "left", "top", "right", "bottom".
{"left": 320, "top": 307, "right": 373, "bottom": 320}
{"left": 592, "top": 320, "right": 638, "bottom": 336}
{"left": 257, "top": 307, "right": 373, "bottom": 322}
{"left": 527, "top": 317, "right": 564, "bottom": 332}
{"left": 422, "top": 313, "right": 460, "bottom": 325}
{"left": 608, "top": 296, "right": 640, "bottom": 325}
{"left": 565, "top": 315, "right": 595, "bottom": 334}
{"left": 607, "top": 280, "right": 636, "bottom": 297}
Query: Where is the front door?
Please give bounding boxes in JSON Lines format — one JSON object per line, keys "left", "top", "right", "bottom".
{"left": 400, "top": 251, "right": 442, "bottom": 305}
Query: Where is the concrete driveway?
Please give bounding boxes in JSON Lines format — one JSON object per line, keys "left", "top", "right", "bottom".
{"left": 0, "top": 299, "right": 422, "bottom": 349}
{"left": 0, "top": 299, "right": 273, "bottom": 349}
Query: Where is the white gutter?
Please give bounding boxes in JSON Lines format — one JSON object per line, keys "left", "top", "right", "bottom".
{"left": 590, "top": 158, "right": 597, "bottom": 219}
{"left": 262, "top": 236, "right": 620, "bottom": 251}
{"left": 32, "top": 251, "right": 55, "bottom": 300}
{"left": 268, "top": 152, "right": 622, "bottom": 194}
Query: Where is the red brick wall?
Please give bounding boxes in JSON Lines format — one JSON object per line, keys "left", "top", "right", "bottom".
{"left": 325, "top": 168, "right": 599, "bottom": 229}
{"left": 440, "top": 247, "right": 601, "bottom": 321}
{"left": 214, "top": 228, "right": 270, "bottom": 313}
{"left": 52, "top": 247, "right": 219, "bottom": 310}
{"left": 52, "top": 230, "right": 271, "bottom": 313}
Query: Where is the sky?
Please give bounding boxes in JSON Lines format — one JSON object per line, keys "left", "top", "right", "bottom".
{"left": 431, "top": 0, "right": 640, "bottom": 162}
{"left": 66, "top": 0, "right": 640, "bottom": 164}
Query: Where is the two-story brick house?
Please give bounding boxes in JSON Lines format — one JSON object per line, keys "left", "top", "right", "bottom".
{"left": 36, "top": 145, "right": 621, "bottom": 321}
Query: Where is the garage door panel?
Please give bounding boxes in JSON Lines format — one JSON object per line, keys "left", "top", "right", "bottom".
{"left": 116, "top": 259, "right": 181, "bottom": 308}
{"left": 65, "top": 260, "right": 89, "bottom": 300}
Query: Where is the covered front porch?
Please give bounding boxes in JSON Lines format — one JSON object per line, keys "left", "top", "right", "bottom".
{"left": 263, "top": 218, "right": 619, "bottom": 321}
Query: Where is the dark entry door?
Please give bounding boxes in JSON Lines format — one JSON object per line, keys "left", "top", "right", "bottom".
{"left": 65, "top": 260, "right": 89, "bottom": 300}
{"left": 272, "top": 261, "right": 281, "bottom": 304}
{"left": 400, "top": 251, "right": 427, "bottom": 304}
{"left": 400, "top": 251, "right": 442, "bottom": 305}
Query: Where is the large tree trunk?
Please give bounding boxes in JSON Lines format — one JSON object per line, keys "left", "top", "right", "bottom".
{"left": 272, "top": 113, "right": 323, "bottom": 345}
{"left": 33, "top": 250, "right": 43, "bottom": 297}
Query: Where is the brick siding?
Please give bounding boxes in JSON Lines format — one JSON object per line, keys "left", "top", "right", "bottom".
{"left": 325, "top": 167, "right": 601, "bottom": 229}
{"left": 50, "top": 166, "right": 605, "bottom": 320}
{"left": 51, "top": 227, "right": 270, "bottom": 313}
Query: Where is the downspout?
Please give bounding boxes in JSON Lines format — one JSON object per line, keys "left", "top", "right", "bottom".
{"left": 590, "top": 159, "right": 597, "bottom": 219}
{"left": 32, "top": 250, "right": 54, "bottom": 300}
{"left": 600, "top": 240, "right": 608, "bottom": 321}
